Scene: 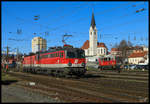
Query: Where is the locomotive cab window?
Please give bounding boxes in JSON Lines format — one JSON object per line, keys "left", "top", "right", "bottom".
{"left": 66, "top": 50, "right": 85, "bottom": 58}
{"left": 76, "top": 50, "right": 85, "bottom": 58}
{"left": 60, "top": 52, "right": 63, "bottom": 58}
{"left": 108, "top": 58, "right": 111, "bottom": 61}
{"left": 104, "top": 58, "right": 107, "bottom": 61}
{"left": 61, "top": 53, "right": 63, "bottom": 57}
{"left": 67, "top": 51, "right": 76, "bottom": 58}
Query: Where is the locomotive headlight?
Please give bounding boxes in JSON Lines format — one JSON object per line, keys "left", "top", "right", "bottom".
{"left": 81, "top": 63, "right": 85, "bottom": 66}
{"left": 68, "top": 62, "right": 72, "bottom": 66}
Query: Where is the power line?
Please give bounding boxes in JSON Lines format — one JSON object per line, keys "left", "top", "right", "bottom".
{"left": 100, "top": 13, "right": 148, "bottom": 31}
{"left": 47, "top": 2, "right": 135, "bottom": 33}
{"left": 97, "top": 2, "right": 146, "bottom": 28}
{"left": 38, "top": 2, "right": 90, "bottom": 31}
{"left": 49, "top": 2, "right": 147, "bottom": 37}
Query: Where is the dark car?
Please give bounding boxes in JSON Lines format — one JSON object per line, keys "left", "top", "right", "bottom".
{"left": 136, "top": 65, "right": 148, "bottom": 70}
{"left": 8, "top": 62, "right": 16, "bottom": 68}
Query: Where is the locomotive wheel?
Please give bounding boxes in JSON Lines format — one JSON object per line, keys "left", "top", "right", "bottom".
{"left": 27, "top": 68, "right": 30, "bottom": 73}
{"left": 57, "top": 70, "right": 64, "bottom": 78}
{"left": 33, "top": 69, "right": 37, "bottom": 74}
{"left": 51, "top": 70, "right": 56, "bottom": 76}
{"left": 99, "top": 67, "right": 102, "bottom": 71}
{"left": 59, "top": 71, "right": 65, "bottom": 77}
{"left": 65, "top": 75, "right": 70, "bottom": 78}
{"left": 64, "top": 68, "right": 69, "bottom": 75}
{"left": 54, "top": 71, "right": 59, "bottom": 77}
{"left": 23, "top": 68, "right": 25, "bottom": 72}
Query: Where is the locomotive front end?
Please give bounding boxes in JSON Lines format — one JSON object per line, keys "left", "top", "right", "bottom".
{"left": 65, "top": 48, "right": 87, "bottom": 76}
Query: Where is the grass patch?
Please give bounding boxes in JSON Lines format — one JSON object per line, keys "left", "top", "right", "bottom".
{"left": 1, "top": 72, "right": 17, "bottom": 81}
{"left": 86, "top": 67, "right": 99, "bottom": 71}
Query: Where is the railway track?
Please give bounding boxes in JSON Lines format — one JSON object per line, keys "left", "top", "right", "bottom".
{"left": 6, "top": 71, "right": 149, "bottom": 103}
{"left": 85, "top": 70, "right": 148, "bottom": 82}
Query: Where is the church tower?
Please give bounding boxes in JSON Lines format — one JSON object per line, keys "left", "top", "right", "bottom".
{"left": 89, "top": 11, "right": 97, "bottom": 56}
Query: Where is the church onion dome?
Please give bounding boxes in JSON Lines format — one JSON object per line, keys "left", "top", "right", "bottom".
{"left": 91, "top": 12, "right": 96, "bottom": 29}
{"left": 97, "top": 42, "right": 107, "bottom": 49}
{"left": 81, "top": 40, "right": 89, "bottom": 49}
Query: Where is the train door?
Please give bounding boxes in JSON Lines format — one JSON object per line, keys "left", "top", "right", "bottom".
{"left": 56, "top": 52, "right": 60, "bottom": 64}
{"left": 36, "top": 54, "right": 40, "bottom": 67}
{"left": 59, "top": 51, "right": 63, "bottom": 64}
{"left": 30, "top": 56, "right": 32, "bottom": 70}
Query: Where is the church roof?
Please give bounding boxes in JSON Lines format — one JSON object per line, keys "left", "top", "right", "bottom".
{"left": 97, "top": 42, "right": 107, "bottom": 48}
{"left": 81, "top": 40, "right": 89, "bottom": 49}
{"left": 90, "top": 12, "right": 96, "bottom": 29}
{"left": 81, "top": 40, "right": 107, "bottom": 49}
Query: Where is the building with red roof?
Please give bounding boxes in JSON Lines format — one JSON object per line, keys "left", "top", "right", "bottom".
{"left": 128, "top": 51, "right": 148, "bottom": 64}
{"left": 110, "top": 48, "right": 122, "bottom": 57}
{"left": 81, "top": 40, "right": 108, "bottom": 56}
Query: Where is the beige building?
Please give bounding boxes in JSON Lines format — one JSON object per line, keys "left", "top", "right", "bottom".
{"left": 110, "top": 48, "right": 122, "bottom": 57}
{"left": 32, "top": 37, "right": 47, "bottom": 53}
{"left": 128, "top": 51, "right": 148, "bottom": 65}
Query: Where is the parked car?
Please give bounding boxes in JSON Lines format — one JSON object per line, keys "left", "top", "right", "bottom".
{"left": 136, "top": 65, "right": 148, "bottom": 70}
{"left": 8, "top": 63, "right": 16, "bottom": 68}
{"left": 124, "top": 65, "right": 129, "bottom": 69}
{"left": 129, "top": 64, "right": 137, "bottom": 70}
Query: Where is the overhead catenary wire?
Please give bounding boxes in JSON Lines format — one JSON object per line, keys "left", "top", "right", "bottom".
{"left": 58, "top": 2, "right": 147, "bottom": 37}
{"left": 3, "top": 1, "right": 148, "bottom": 53}
{"left": 100, "top": 13, "right": 148, "bottom": 31}
{"left": 5, "top": 2, "right": 137, "bottom": 36}
{"left": 47, "top": 2, "right": 138, "bottom": 33}
{"left": 97, "top": 2, "right": 147, "bottom": 28}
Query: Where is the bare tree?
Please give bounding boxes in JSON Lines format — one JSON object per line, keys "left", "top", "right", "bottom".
{"left": 128, "top": 41, "right": 133, "bottom": 47}
{"left": 117, "top": 40, "right": 133, "bottom": 64}
{"left": 112, "top": 43, "right": 118, "bottom": 48}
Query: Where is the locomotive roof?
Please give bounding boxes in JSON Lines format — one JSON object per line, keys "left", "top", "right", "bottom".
{"left": 24, "top": 46, "right": 84, "bottom": 57}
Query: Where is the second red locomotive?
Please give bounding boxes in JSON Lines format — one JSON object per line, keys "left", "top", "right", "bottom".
{"left": 98, "top": 55, "right": 122, "bottom": 70}
{"left": 22, "top": 45, "right": 86, "bottom": 77}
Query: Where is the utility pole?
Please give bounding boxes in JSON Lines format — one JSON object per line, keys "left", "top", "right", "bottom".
{"left": 17, "top": 48, "right": 19, "bottom": 62}
{"left": 16, "top": 47, "right": 19, "bottom": 71}
{"left": 6, "top": 46, "right": 10, "bottom": 63}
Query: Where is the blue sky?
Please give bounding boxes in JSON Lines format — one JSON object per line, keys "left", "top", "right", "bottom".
{"left": 2, "top": 1, "right": 149, "bottom": 54}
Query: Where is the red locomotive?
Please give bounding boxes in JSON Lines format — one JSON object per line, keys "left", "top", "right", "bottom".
{"left": 22, "top": 45, "right": 86, "bottom": 77}
{"left": 98, "top": 55, "right": 122, "bottom": 70}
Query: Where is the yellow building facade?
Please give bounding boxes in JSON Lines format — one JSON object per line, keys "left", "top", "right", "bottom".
{"left": 32, "top": 37, "right": 47, "bottom": 53}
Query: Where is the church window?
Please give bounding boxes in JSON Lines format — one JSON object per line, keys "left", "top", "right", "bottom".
{"left": 101, "top": 49, "right": 102, "bottom": 54}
